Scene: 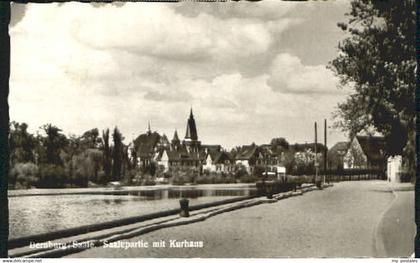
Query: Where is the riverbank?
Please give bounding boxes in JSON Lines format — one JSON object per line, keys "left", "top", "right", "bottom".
{"left": 67, "top": 180, "right": 412, "bottom": 258}
{"left": 8, "top": 183, "right": 255, "bottom": 197}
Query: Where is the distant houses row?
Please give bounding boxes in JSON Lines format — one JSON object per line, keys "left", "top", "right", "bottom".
{"left": 131, "top": 108, "right": 399, "bottom": 180}
{"left": 131, "top": 108, "right": 327, "bottom": 176}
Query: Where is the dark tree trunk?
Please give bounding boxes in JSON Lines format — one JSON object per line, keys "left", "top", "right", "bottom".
{"left": 0, "top": 2, "right": 10, "bottom": 257}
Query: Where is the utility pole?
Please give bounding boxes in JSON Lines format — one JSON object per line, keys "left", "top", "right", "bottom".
{"left": 324, "top": 119, "right": 327, "bottom": 184}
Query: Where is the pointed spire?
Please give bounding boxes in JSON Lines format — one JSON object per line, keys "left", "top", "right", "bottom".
{"left": 185, "top": 108, "right": 198, "bottom": 141}
{"left": 173, "top": 129, "right": 179, "bottom": 142}
{"left": 147, "top": 121, "right": 151, "bottom": 134}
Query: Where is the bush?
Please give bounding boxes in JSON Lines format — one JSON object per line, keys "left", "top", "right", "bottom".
{"left": 141, "top": 175, "right": 156, "bottom": 186}
{"left": 10, "top": 162, "right": 39, "bottom": 189}
{"left": 37, "top": 164, "right": 66, "bottom": 188}
{"left": 168, "top": 166, "right": 200, "bottom": 185}
{"left": 238, "top": 174, "right": 259, "bottom": 183}
{"left": 171, "top": 175, "right": 185, "bottom": 185}
{"left": 252, "top": 165, "right": 265, "bottom": 177}
{"left": 195, "top": 175, "right": 214, "bottom": 184}
{"left": 398, "top": 171, "right": 412, "bottom": 183}
{"left": 234, "top": 164, "right": 249, "bottom": 178}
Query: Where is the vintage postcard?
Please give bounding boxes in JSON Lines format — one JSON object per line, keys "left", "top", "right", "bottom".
{"left": 0, "top": 0, "right": 416, "bottom": 259}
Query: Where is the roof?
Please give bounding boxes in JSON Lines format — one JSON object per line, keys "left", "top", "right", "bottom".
{"left": 202, "top": 144, "right": 222, "bottom": 152}
{"left": 328, "top": 142, "right": 349, "bottom": 157}
{"left": 235, "top": 144, "right": 258, "bottom": 160}
{"left": 157, "top": 146, "right": 206, "bottom": 162}
{"left": 356, "top": 136, "right": 386, "bottom": 163}
{"left": 206, "top": 151, "right": 233, "bottom": 164}
{"left": 172, "top": 130, "right": 180, "bottom": 142}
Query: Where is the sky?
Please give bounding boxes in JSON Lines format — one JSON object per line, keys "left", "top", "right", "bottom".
{"left": 9, "top": 1, "right": 352, "bottom": 150}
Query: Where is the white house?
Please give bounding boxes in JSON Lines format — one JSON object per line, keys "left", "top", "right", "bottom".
{"left": 387, "top": 155, "right": 402, "bottom": 183}
{"left": 156, "top": 149, "right": 170, "bottom": 172}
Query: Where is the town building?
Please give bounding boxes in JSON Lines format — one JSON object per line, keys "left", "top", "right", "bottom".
{"left": 343, "top": 135, "right": 386, "bottom": 170}
{"left": 137, "top": 108, "right": 213, "bottom": 173}
{"left": 203, "top": 150, "right": 234, "bottom": 173}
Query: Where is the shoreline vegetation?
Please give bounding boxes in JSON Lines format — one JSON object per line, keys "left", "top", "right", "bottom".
{"left": 7, "top": 121, "right": 328, "bottom": 190}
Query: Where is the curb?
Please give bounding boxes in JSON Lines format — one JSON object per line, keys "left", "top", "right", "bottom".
{"left": 372, "top": 185, "right": 398, "bottom": 257}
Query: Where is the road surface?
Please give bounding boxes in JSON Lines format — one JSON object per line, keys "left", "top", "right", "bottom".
{"left": 68, "top": 181, "right": 414, "bottom": 258}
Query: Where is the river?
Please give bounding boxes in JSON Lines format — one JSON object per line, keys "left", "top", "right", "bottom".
{"left": 8, "top": 184, "right": 257, "bottom": 239}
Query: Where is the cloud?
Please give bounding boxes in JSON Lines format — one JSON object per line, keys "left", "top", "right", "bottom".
{"left": 267, "top": 53, "right": 342, "bottom": 95}
{"left": 144, "top": 90, "right": 192, "bottom": 102}
{"left": 9, "top": 2, "right": 350, "bottom": 149}
{"left": 173, "top": 0, "right": 299, "bottom": 21}
{"left": 71, "top": 4, "right": 273, "bottom": 62}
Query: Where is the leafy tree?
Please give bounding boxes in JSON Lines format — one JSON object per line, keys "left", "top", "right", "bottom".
{"left": 111, "top": 127, "right": 124, "bottom": 181}
{"left": 9, "top": 162, "right": 38, "bottom": 189}
{"left": 270, "top": 137, "right": 290, "bottom": 153}
{"left": 329, "top": 0, "right": 415, "bottom": 176}
{"left": 101, "top": 128, "right": 112, "bottom": 182}
{"left": 38, "top": 124, "right": 68, "bottom": 166}
{"left": 129, "top": 143, "right": 138, "bottom": 169}
{"left": 9, "top": 122, "right": 36, "bottom": 165}
{"left": 80, "top": 128, "right": 101, "bottom": 149}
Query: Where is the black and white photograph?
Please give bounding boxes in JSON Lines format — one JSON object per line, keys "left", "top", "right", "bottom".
{"left": 0, "top": 0, "right": 416, "bottom": 259}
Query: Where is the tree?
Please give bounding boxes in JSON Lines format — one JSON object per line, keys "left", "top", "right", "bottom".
{"left": 101, "top": 129, "right": 111, "bottom": 182}
{"left": 270, "top": 137, "right": 289, "bottom": 153}
{"left": 329, "top": 0, "right": 415, "bottom": 176}
{"left": 80, "top": 128, "right": 101, "bottom": 150}
{"left": 38, "top": 124, "right": 68, "bottom": 166}
{"left": 111, "top": 127, "right": 124, "bottom": 181}
{"left": 9, "top": 122, "right": 36, "bottom": 165}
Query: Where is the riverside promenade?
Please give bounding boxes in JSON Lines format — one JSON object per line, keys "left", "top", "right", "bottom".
{"left": 67, "top": 180, "right": 414, "bottom": 258}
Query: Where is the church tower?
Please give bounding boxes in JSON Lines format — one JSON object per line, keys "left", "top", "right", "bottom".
{"left": 171, "top": 129, "right": 180, "bottom": 150}
{"left": 185, "top": 108, "right": 198, "bottom": 141}
{"left": 183, "top": 108, "right": 201, "bottom": 152}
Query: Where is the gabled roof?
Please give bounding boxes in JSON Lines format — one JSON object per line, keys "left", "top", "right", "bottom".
{"left": 356, "top": 136, "right": 386, "bottom": 163}
{"left": 202, "top": 144, "right": 222, "bottom": 152}
{"left": 206, "top": 151, "right": 233, "bottom": 164}
{"left": 235, "top": 144, "right": 258, "bottom": 160}
{"left": 157, "top": 146, "right": 206, "bottom": 162}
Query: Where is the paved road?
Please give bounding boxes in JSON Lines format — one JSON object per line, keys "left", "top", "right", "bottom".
{"left": 68, "top": 181, "right": 413, "bottom": 258}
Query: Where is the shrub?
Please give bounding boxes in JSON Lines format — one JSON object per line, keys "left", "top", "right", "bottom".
{"left": 398, "top": 171, "right": 412, "bottom": 183}
{"left": 238, "top": 174, "right": 259, "bottom": 183}
{"left": 252, "top": 165, "right": 265, "bottom": 177}
{"left": 10, "top": 162, "right": 39, "bottom": 189}
{"left": 171, "top": 175, "right": 185, "bottom": 185}
{"left": 37, "top": 164, "right": 66, "bottom": 188}
{"left": 141, "top": 177, "right": 156, "bottom": 186}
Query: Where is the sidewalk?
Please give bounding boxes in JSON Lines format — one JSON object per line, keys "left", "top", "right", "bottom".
{"left": 375, "top": 183, "right": 415, "bottom": 257}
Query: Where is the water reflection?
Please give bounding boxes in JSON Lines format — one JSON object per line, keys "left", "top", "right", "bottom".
{"left": 10, "top": 187, "right": 256, "bottom": 239}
